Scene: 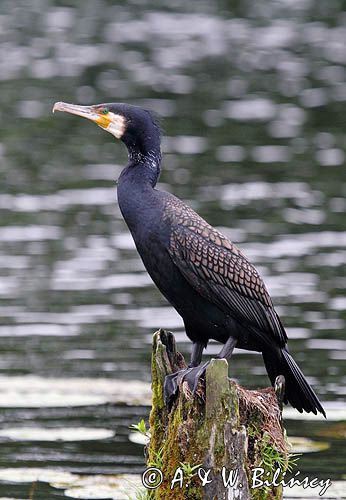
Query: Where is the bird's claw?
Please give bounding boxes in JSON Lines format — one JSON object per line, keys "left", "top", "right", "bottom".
{"left": 164, "top": 361, "right": 210, "bottom": 408}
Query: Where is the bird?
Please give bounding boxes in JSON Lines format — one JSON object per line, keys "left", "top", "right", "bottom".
{"left": 53, "top": 101, "right": 325, "bottom": 417}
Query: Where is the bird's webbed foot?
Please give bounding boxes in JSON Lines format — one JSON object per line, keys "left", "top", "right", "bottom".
{"left": 164, "top": 361, "right": 210, "bottom": 408}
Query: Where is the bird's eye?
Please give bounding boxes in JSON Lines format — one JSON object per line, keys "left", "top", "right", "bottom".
{"left": 101, "top": 108, "right": 109, "bottom": 115}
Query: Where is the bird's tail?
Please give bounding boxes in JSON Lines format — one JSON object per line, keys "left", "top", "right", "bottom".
{"left": 262, "top": 348, "right": 325, "bottom": 417}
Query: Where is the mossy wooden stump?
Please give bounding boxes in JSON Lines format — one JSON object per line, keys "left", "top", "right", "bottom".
{"left": 148, "top": 330, "right": 289, "bottom": 500}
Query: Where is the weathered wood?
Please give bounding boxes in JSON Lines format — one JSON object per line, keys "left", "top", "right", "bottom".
{"left": 148, "top": 329, "right": 289, "bottom": 500}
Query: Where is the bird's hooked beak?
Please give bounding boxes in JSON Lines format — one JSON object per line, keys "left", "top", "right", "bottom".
{"left": 52, "top": 101, "right": 126, "bottom": 139}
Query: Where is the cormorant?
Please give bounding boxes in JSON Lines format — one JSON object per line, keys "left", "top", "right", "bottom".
{"left": 53, "top": 101, "right": 325, "bottom": 417}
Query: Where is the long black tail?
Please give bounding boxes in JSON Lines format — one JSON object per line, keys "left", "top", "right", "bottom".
{"left": 262, "top": 348, "right": 325, "bottom": 417}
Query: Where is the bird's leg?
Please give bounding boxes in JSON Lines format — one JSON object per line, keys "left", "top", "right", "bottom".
{"left": 182, "top": 336, "right": 238, "bottom": 394}
{"left": 164, "top": 341, "right": 205, "bottom": 407}
{"left": 164, "top": 337, "right": 238, "bottom": 407}
{"left": 188, "top": 341, "right": 204, "bottom": 367}
{"left": 215, "top": 336, "right": 238, "bottom": 360}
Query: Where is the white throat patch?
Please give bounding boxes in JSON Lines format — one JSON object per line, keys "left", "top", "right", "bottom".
{"left": 103, "top": 112, "right": 126, "bottom": 139}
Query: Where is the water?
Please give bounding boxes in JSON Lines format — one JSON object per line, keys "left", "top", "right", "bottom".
{"left": 0, "top": 0, "right": 345, "bottom": 497}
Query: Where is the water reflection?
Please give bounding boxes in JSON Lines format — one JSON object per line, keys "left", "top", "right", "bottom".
{"left": 0, "top": 0, "right": 345, "bottom": 497}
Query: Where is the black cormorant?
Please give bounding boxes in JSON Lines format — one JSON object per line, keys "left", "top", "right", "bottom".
{"left": 53, "top": 101, "right": 325, "bottom": 417}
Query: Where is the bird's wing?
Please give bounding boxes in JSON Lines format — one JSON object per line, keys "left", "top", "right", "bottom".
{"left": 166, "top": 202, "right": 287, "bottom": 346}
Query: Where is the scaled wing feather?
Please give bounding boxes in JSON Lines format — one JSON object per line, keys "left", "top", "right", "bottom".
{"left": 165, "top": 201, "right": 287, "bottom": 346}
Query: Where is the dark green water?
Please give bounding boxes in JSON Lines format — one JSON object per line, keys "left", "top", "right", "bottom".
{"left": 0, "top": 0, "right": 345, "bottom": 498}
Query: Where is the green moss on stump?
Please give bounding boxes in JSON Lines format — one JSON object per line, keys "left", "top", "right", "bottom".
{"left": 148, "top": 330, "right": 288, "bottom": 500}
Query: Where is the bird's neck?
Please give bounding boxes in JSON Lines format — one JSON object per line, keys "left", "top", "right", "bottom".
{"left": 117, "top": 151, "right": 162, "bottom": 235}
{"left": 119, "top": 149, "right": 162, "bottom": 189}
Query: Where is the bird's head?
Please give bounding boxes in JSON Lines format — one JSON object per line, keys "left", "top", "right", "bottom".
{"left": 53, "top": 101, "right": 161, "bottom": 161}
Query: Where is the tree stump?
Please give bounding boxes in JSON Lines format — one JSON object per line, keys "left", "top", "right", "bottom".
{"left": 148, "top": 329, "right": 289, "bottom": 500}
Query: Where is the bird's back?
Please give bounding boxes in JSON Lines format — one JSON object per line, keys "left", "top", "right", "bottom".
{"left": 160, "top": 192, "right": 287, "bottom": 347}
